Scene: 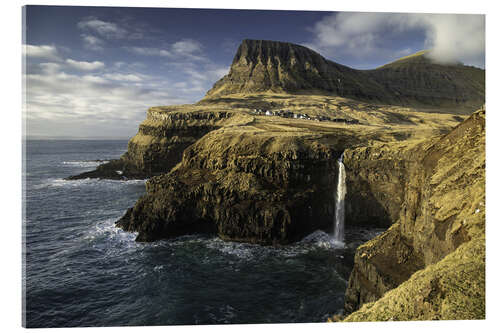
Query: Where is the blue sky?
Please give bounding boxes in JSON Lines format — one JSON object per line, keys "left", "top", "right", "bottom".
{"left": 23, "top": 6, "right": 485, "bottom": 138}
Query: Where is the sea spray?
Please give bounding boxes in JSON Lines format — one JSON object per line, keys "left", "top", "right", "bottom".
{"left": 333, "top": 153, "right": 346, "bottom": 243}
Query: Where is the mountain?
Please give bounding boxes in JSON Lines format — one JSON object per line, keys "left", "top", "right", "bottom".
{"left": 205, "top": 39, "right": 485, "bottom": 110}
{"left": 205, "top": 39, "right": 392, "bottom": 102}
{"left": 366, "top": 51, "right": 485, "bottom": 109}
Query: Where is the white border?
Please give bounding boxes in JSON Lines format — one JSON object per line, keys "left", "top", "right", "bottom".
{"left": 3, "top": 1, "right": 499, "bottom": 332}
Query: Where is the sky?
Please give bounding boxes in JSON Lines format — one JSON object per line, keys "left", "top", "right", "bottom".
{"left": 23, "top": 5, "right": 485, "bottom": 139}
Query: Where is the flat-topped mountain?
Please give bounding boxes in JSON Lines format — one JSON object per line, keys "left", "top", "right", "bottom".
{"left": 206, "top": 39, "right": 390, "bottom": 102}
{"left": 205, "top": 39, "right": 484, "bottom": 110}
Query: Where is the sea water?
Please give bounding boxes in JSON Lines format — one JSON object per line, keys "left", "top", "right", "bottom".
{"left": 23, "top": 140, "right": 383, "bottom": 327}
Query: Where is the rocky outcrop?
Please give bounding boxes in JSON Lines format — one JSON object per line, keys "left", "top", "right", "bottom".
{"left": 117, "top": 128, "right": 343, "bottom": 244}
{"left": 120, "top": 110, "right": 238, "bottom": 175}
{"left": 342, "top": 108, "right": 485, "bottom": 319}
{"left": 67, "top": 109, "right": 240, "bottom": 180}
{"left": 205, "top": 39, "right": 485, "bottom": 110}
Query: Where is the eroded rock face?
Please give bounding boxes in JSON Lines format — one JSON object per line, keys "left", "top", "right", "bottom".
{"left": 343, "top": 108, "right": 485, "bottom": 317}
{"left": 67, "top": 109, "right": 238, "bottom": 180}
{"left": 121, "top": 110, "right": 237, "bottom": 174}
{"left": 343, "top": 144, "right": 411, "bottom": 228}
{"left": 117, "top": 128, "right": 342, "bottom": 244}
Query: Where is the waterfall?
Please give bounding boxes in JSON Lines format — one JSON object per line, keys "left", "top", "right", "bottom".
{"left": 333, "top": 153, "right": 346, "bottom": 243}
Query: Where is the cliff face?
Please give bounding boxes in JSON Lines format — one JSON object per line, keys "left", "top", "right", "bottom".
{"left": 120, "top": 109, "right": 237, "bottom": 175}
{"left": 344, "top": 236, "right": 485, "bottom": 321}
{"left": 111, "top": 101, "right": 466, "bottom": 244}
{"left": 117, "top": 128, "right": 342, "bottom": 244}
{"left": 67, "top": 108, "right": 241, "bottom": 180}
{"left": 205, "top": 39, "right": 485, "bottom": 110}
{"left": 342, "top": 108, "right": 485, "bottom": 319}
{"left": 343, "top": 143, "right": 412, "bottom": 228}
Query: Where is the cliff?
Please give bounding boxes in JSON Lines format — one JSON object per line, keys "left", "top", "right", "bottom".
{"left": 341, "top": 108, "right": 485, "bottom": 320}
{"left": 116, "top": 127, "right": 341, "bottom": 244}
{"left": 114, "top": 111, "right": 438, "bottom": 243}
{"left": 67, "top": 107, "right": 247, "bottom": 180}
{"left": 112, "top": 99, "right": 471, "bottom": 244}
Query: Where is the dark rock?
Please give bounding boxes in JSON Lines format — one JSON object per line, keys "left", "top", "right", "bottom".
{"left": 116, "top": 129, "right": 342, "bottom": 244}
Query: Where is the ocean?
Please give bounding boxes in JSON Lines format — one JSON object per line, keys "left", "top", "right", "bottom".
{"left": 23, "top": 139, "right": 383, "bottom": 327}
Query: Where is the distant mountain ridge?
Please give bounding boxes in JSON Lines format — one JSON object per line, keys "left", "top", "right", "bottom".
{"left": 205, "top": 39, "right": 485, "bottom": 110}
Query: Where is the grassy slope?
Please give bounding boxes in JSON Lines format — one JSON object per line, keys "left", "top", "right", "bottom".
{"left": 338, "top": 108, "right": 486, "bottom": 321}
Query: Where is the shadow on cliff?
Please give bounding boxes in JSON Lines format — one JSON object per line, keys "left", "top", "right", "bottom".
{"left": 345, "top": 178, "right": 393, "bottom": 228}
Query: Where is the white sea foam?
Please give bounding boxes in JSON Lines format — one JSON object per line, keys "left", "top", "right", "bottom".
{"left": 205, "top": 238, "right": 262, "bottom": 260}
{"left": 300, "top": 230, "right": 345, "bottom": 249}
{"left": 32, "top": 177, "right": 146, "bottom": 190}
{"left": 62, "top": 160, "right": 109, "bottom": 168}
{"left": 84, "top": 218, "right": 140, "bottom": 257}
{"left": 200, "top": 229, "right": 345, "bottom": 261}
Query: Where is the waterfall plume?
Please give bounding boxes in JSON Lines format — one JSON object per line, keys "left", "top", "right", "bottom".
{"left": 333, "top": 153, "right": 346, "bottom": 243}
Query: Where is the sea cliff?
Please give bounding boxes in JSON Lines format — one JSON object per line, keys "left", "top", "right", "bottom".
{"left": 342, "top": 108, "right": 485, "bottom": 320}
{"left": 117, "top": 127, "right": 341, "bottom": 244}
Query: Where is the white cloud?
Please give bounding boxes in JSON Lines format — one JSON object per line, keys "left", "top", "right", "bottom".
{"left": 38, "top": 62, "right": 62, "bottom": 74}
{"left": 25, "top": 38, "right": 226, "bottom": 138}
{"left": 126, "top": 39, "right": 205, "bottom": 61}
{"left": 24, "top": 60, "right": 195, "bottom": 137}
{"left": 81, "top": 34, "right": 105, "bottom": 51}
{"left": 172, "top": 39, "right": 202, "bottom": 54}
{"left": 81, "top": 74, "right": 108, "bottom": 84}
{"left": 66, "top": 59, "right": 105, "bottom": 71}
{"left": 77, "top": 18, "right": 127, "bottom": 39}
{"left": 23, "top": 44, "right": 61, "bottom": 61}
{"left": 307, "top": 12, "right": 485, "bottom": 67}
{"left": 412, "top": 14, "right": 485, "bottom": 66}
{"left": 187, "top": 66, "right": 228, "bottom": 83}
{"left": 176, "top": 64, "right": 229, "bottom": 93}
{"left": 103, "top": 73, "right": 143, "bottom": 82}
{"left": 126, "top": 47, "right": 172, "bottom": 57}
